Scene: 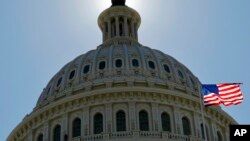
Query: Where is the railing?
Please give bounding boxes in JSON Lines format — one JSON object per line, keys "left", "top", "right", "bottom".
{"left": 109, "top": 131, "right": 133, "bottom": 139}
{"left": 71, "top": 131, "right": 202, "bottom": 141}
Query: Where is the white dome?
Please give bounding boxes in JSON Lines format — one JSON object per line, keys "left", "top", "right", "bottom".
{"left": 36, "top": 43, "right": 199, "bottom": 109}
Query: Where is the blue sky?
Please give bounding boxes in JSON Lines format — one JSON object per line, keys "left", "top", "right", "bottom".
{"left": 0, "top": 0, "right": 249, "bottom": 140}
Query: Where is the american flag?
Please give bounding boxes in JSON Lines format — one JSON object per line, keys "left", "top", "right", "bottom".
{"left": 202, "top": 84, "right": 243, "bottom": 107}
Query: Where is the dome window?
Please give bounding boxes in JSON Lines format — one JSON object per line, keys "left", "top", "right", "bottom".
{"left": 94, "top": 113, "right": 103, "bottom": 134}
{"left": 116, "top": 110, "right": 126, "bottom": 132}
{"left": 132, "top": 59, "right": 139, "bottom": 67}
{"left": 178, "top": 70, "right": 184, "bottom": 79}
{"left": 182, "top": 117, "right": 191, "bottom": 135}
{"left": 139, "top": 110, "right": 149, "bottom": 131}
{"left": 115, "top": 59, "right": 123, "bottom": 68}
{"left": 99, "top": 61, "right": 106, "bottom": 70}
{"left": 217, "top": 131, "right": 223, "bottom": 141}
{"left": 53, "top": 125, "right": 61, "bottom": 141}
{"left": 57, "top": 77, "right": 63, "bottom": 87}
{"left": 164, "top": 64, "right": 170, "bottom": 73}
{"left": 69, "top": 70, "right": 76, "bottom": 80}
{"left": 72, "top": 118, "right": 81, "bottom": 137}
{"left": 161, "top": 112, "right": 171, "bottom": 132}
{"left": 37, "top": 134, "right": 43, "bottom": 141}
{"left": 148, "top": 61, "right": 155, "bottom": 69}
{"left": 201, "top": 123, "right": 205, "bottom": 140}
{"left": 83, "top": 65, "right": 90, "bottom": 74}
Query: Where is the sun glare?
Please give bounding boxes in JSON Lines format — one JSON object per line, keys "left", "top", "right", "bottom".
{"left": 95, "top": 0, "right": 110, "bottom": 11}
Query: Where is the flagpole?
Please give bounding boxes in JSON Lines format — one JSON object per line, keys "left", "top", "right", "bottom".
{"left": 203, "top": 83, "right": 243, "bottom": 85}
{"left": 198, "top": 84, "right": 208, "bottom": 141}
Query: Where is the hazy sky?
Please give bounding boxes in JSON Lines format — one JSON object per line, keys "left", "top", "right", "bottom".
{"left": 1, "top": 0, "right": 249, "bottom": 140}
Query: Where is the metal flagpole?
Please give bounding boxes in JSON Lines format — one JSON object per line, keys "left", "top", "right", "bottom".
{"left": 198, "top": 84, "right": 208, "bottom": 141}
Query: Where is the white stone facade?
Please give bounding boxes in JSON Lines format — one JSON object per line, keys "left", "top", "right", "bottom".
{"left": 7, "top": 89, "right": 235, "bottom": 141}
{"left": 7, "top": 1, "right": 236, "bottom": 141}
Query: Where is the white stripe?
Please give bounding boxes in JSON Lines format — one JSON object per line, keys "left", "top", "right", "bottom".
{"left": 204, "top": 100, "right": 221, "bottom": 105}
{"left": 204, "top": 94, "right": 219, "bottom": 101}
{"left": 220, "top": 95, "right": 243, "bottom": 100}
{"left": 218, "top": 85, "right": 237, "bottom": 90}
{"left": 224, "top": 100, "right": 243, "bottom": 106}
{"left": 219, "top": 92, "right": 243, "bottom": 99}
{"left": 219, "top": 87, "right": 240, "bottom": 94}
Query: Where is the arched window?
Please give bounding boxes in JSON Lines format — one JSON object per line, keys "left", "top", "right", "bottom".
{"left": 57, "top": 77, "right": 62, "bottom": 87}
{"left": 83, "top": 65, "right": 90, "bottom": 74}
{"left": 72, "top": 118, "right": 81, "bottom": 138}
{"left": 132, "top": 59, "right": 139, "bottom": 67}
{"left": 139, "top": 110, "right": 149, "bottom": 131}
{"left": 115, "top": 59, "right": 123, "bottom": 68}
{"left": 178, "top": 70, "right": 184, "bottom": 79}
{"left": 94, "top": 113, "right": 103, "bottom": 134}
{"left": 99, "top": 61, "right": 106, "bottom": 70}
{"left": 37, "top": 134, "right": 43, "bottom": 141}
{"left": 64, "top": 135, "right": 68, "bottom": 141}
{"left": 148, "top": 61, "right": 155, "bottom": 69}
{"left": 217, "top": 131, "right": 223, "bottom": 141}
{"left": 182, "top": 117, "right": 191, "bottom": 135}
{"left": 116, "top": 111, "right": 126, "bottom": 131}
{"left": 53, "top": 125, "right": 61, "bottom": 141}
{"left": 164, "top": 64, "right": 170, "bottom": 73}
{"left": 201, "top": 123, "right": 205, "bottom": 139}
{"left": 69, "top": 70, "right": 76, "bottom": 80}
{"left": 161, "top": 113, "right": 171, "bottom": 132}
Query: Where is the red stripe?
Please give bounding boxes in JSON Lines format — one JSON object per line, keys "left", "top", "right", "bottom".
{"left": 219, "top": 87, "right": 240, "bottom": 92}
{"left": 219, "top": 93, "right": 243, "bottom": 100}
{"left": 218, "top": 85, "right": 239, "bottom": 90}
{"left": 219, "top": 89, "right": 241, "bottom": 96}
{"left": 223, "top": 99, "right": 243, "bottom": 106}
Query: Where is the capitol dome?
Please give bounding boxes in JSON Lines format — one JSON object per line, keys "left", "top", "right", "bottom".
{"left": 8, "top": 1, "right": 236, "bottom": 141}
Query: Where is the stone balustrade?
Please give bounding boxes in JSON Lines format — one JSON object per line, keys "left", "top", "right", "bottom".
{"left": 71, "top": 131, "right": 201, "bottom": 141}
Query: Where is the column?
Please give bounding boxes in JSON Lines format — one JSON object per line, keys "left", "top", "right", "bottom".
{"left": 62, "top": 114, "right": 68, "bottom": 141}
{"left": 173, "top": 107, "right": 181, "bottom": 134}
{"left": 128, "top": 102, "right": 136, "bottom": 130}
{"left": 108, "top": 20, "right": 111, "bottom": 39}
{"left": 124, "top": 17, "right": 128, "bottom": 36}
{"left": 105, "top": 103, "right": 113, "bottom": 132}
{"left": 225, "top": 126, "right": 230, "bottom": 141}
{"left": 151, "top": 103, "right": 159, "bottom": 131}
{"left": 131, "top": 20, "right": 135, "bottom": 38}
{"left": 83, "top": 107, "right": 90, "bottom": 135}
{"left": 44, "top": 122, "right": 49, "bottom": 141}
{"left": 102, "top": 26, "right": 106, "bottom": 42}
{"left": 115, "top": 17, "right": 119, "bottom": 36}
{"left": 211, "top": 123, "right": 217, "bottom": 141}
{"left": 193, "top": 113, "right": 200, "bottom": 137}
{"left": 27, "top": 129, "right": 33, "bottom": 141}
